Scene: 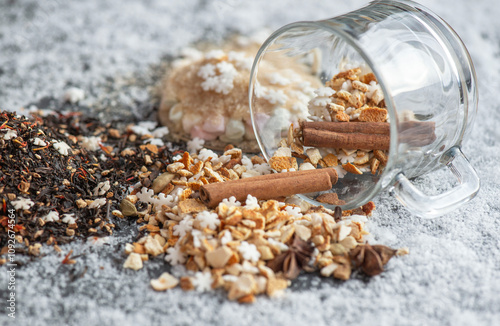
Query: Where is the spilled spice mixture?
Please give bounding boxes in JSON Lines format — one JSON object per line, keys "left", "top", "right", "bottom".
{"left": 0, "top": 109, "right": 409, "bottom": 302}
{"left": 119, "top": 146, "right": 409, "bottom": 302}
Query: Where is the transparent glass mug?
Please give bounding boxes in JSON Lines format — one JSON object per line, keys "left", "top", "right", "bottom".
{"left": 248, "top": 0, "right": 480, "bottom": 218}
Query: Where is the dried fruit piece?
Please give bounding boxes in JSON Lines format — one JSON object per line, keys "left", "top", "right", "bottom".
{"left": 167, "top": 162, "right": 185, "bottom": 173}
{"left": 178, "top": 199, "right": 207, "bottom": 215}
{"left": 257, "top": 246, "right": 274, "bottom": 260}
{"left": 331, "top": 68, "right": 361, "bottom": 81}
{"left": 205, "top": 246, "right": 233, "bottom": 268}
{"left": 177, "top": 169, "right": 194, "bottom": 178}
{"left": 322, "top": 153, "right": 338, "bottom": 167}
{"left": 354, "top": 152, "right": 369, "bottom": 165}
{"left": 294, "top": 224, "right": 312, "bottom": 242}
{"left": 371, "top": 89, "right": 384, "bottom": 105}
{"left": 335, "top": 90, "right": 352, "bottom": 102}
{"left": 123, "top": 253, "right": 143, "bottom": 271}
{"left": 362, "top": 201, "right": 376, "bottom": 215}
{"left": 342, "top": 162, "right": 363, "bottom": 175}
{"left": 268, "top": 156, "right": 297, "bottom": 171}
{"left": 238, "top": 294, "right": 256, "bottom": 304}
{"left": 180, "top": 277, "right": 194, "bottom": 291}
{"left": 306, "top": 148, "right": 322, "bottom": 165}
{"left": 360, "top": 72, "right": 377, "bottom": 84}
{"left": 144, "top": 237, "right": 164, "bottom": 256}
{"left": 316, "top": 193, "right": 345, "bottom": 205}
{"left": 349, "top": 89, "right": 366, "bottom": 108}
{"left": 331, "top": 255, "right": 351, "bottom": 280}
{"left": 320, "top": 262, "right": 338, "bottom": 277}
{"left": 151, "top": 272, "right": 179, "bottom": 291}
{"left": 370, "top": 158, "right": 380, "bottom": 174}
{"left": 373, "top": 150, "right": 388, "bottom": 165}
{"left": 352, "top": 80, "right": 369, "bottom": 92}
{"left": 266, "top": 277, "right": 289, "bottom": 297}
{"left": 228, "top": 274, "right": 257, "bottom": 300}
{"left": 290, "top": 142, "right": 304, "bottom": 155}
{"left": 396, "top": 247, "right": 410, "bottom": 256}
{"left": 358, "top": 107, "right": 387, "bottom": 122}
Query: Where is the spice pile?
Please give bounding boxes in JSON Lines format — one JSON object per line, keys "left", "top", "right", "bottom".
{"left": 158, "top": 36, "right": 321, "bottom": 151}
{"left": 0, "top": 110, "right": 176, "bottom": 262}
{"left": 119, "top": 143, "right": 408, "bottom": 302}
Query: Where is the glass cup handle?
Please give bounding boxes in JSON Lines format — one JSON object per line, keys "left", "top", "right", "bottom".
{"left": 392, "top": 147, "right": 480, "bottom": 218}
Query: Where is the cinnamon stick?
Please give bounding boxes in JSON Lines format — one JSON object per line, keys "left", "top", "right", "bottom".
{"left": 399, "top": 121, "right": 436, "bottom": 146}
{"left": 199, "top": 168, "right": 338, "bottom": 207}
{"left": 302, "top": 121, "right": 390, "bottom": 135}
{"left": 302, "top": 121, "right": 435, "bottom": 135}
{"left": 220, "top": 167, "right": 338, "bottom": 185}
{"left": 302, "top": 121, "right": 435, "bottom": 149}
{"left": 303, "top": 128, "right": 390, "bottom": 150}
{"left": 400, "top": 121, "right": 435, "bottom": 133}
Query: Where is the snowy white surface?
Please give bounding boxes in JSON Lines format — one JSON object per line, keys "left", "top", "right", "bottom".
{"left": 0, "top": 1, "right": 499, "bottom": 325}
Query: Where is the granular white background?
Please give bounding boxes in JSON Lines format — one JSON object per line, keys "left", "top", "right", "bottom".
{"left": 0, "top": 1, "right": 499, "bottom": 325}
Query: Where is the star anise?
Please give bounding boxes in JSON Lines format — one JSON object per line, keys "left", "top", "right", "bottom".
{"left": 350, "top": 243, "right": 397, "bottom": 276}
{"left": 267, "top": 236, "right": 315, "bottom": 279}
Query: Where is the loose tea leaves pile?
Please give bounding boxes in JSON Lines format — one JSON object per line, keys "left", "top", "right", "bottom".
{"left": 0, "top": 110, "right": 178, "bottom": 260}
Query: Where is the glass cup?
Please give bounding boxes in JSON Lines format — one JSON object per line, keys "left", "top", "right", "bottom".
{"left": 248, "top": 0, "right": 480, "bottom": 218}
